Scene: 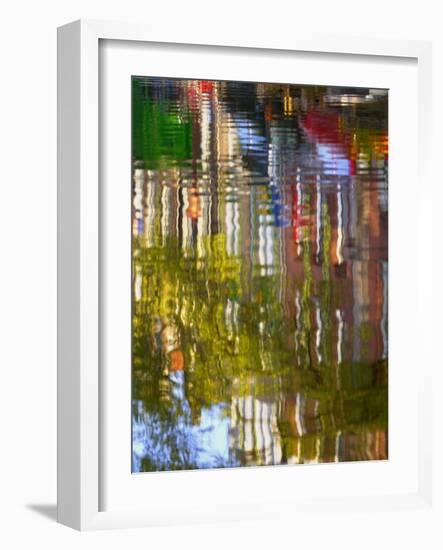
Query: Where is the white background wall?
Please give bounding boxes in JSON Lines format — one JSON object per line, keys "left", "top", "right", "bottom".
{"left": 0, "top": 1, "right": 442, "bottom": 548}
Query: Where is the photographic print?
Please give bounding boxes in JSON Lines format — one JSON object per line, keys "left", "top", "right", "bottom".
{"left": 131, "top": 77, "right": 388, "bottom": 473}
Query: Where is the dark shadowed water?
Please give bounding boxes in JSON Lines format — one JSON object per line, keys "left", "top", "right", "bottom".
{"left": 131, "top": 77, "right": 388, "bottom": 472}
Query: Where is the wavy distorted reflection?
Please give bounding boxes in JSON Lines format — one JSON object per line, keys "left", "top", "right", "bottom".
{"left": 131, "top": 78, "right": 388, "bottom": 472}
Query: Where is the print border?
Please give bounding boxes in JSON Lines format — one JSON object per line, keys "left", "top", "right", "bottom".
{"left": 57, "top": 19, "right": 433, "bottom": 530}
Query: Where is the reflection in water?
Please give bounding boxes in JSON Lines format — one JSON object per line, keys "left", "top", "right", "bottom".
{"left": 131, "top": 78, "right": 388, "bottom": 472}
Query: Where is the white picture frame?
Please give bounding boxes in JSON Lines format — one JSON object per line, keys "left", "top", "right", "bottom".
{"left": 57, "top": 19, "right": 434, "bottom": 531}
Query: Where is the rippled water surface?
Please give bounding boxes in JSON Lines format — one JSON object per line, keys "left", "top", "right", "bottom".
{"left": 131, "top": 77, "right": 388, "bottom": 472}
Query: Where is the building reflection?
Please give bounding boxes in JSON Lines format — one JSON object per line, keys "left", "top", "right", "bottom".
{"left": 131, "top": 78, "right": 388, "bottom": 472}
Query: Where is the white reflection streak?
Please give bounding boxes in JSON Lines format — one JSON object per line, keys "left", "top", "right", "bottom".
{"left": 296, "top": 168, "right": 302, "bottom": 254}
{"left": 258, "top": 214, "right": 275, "bottom": 275}
{"left": 294, "top": 289, "right": 301, "bottom": 352}
{"left": 315, "top": 299, "right": 322, "bottom": 364}
{"left": 200, "top": 95, "right": 211, "bottom": 173}
{"left": 266, "top": 223, "right": 275, "bottom": 275}
{"left": 161, "top": 184, "right": 171, "bottom": 246}
{"left": 336, "top": 183, "right": 344, "bottom": 264}
{"left": 134, "top": 265, "right": 142, "bottom": 302}
{"left": 133, "top": 169, "right": 144, "bottom": 216}
{"left": 197, "top": 196, "right": 205, "bottom": 259}
{"left": 295, "top": 393, "right": 304, "bottom": 437}
{"left": 335, "top": 430, "right": 342, "bottom": 462}
{"left": 336, "top": 308, "right": 344, "bottom": 390}
{"left": 258, "top": 214, "right": 266, "bottom": 275}
{"left": 144, "top": 176, "right": 156, "bottom": 247}
{"left": 181, "top": 188, "right": 190, "bottom": 252}
{"left": 316, "top": 174, "right": 321, "bottom": 260}
{"left": 226, "top": 199, "right": 240, "bottom": 256}
{"left": 255, "top": 399, "right": 264, "bottom": 464}
{"left": 336, "top": 308, "right": 344, "bottom": 365}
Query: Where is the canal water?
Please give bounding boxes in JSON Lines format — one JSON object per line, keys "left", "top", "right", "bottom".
{"left": 131, "top": 77, "right": 388, "bottom": 472}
